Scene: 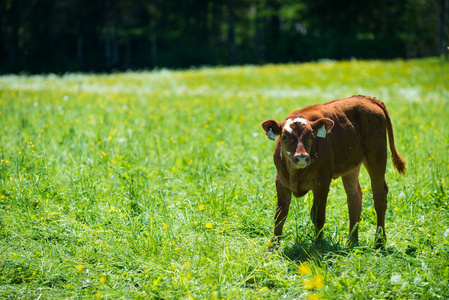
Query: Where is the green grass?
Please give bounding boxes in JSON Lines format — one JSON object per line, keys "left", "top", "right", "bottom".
{"left": 0, "top": 58, "right": 448, "bottom": 299}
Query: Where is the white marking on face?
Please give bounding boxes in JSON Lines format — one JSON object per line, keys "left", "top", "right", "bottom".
{"left": 284, "top": 118, "right": 308, "bottom": 133}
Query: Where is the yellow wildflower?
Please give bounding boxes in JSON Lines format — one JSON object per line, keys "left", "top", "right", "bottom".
{"left": 100, "top": 275, "right": 106, "bottom": 283}
{"left": 298, "top": 262, "right": 311, "bottom": 275}
{"left": 304, "top": 274, "right": 324, "bottom": 290}
{"left": 163, "top": 223, "right": 169, "bottom": 230}
{"left": 308, "top": 293, "right": 321, "bottom": 300}
{"left": 76, "top": 264, "right": 84, "bottom": 271}
{"left": 198, "top": 204, "right": 205, "bottom": 210}
{"left": 205, "top": 222, "right": 213, "bottom": 229}
{"left": 304, "top": 279, "right": 315, "bottom": 289}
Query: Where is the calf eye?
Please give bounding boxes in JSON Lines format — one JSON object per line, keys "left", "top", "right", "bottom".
{"left": 282, "top": 135, "right": 287, "bottom": 141}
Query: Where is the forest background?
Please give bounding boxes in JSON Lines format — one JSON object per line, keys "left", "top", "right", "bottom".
{"left": 1, "top": 0, "right": 448, "bottom": 74}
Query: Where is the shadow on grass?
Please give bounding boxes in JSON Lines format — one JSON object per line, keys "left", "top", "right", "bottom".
{"left": 282, "top": 237, "right": 348, "bottom": 264}
{"left": 282, "top": 234, "right": 396, "bottom": 263}
{"left": 282, "top": 236, "right": 397, "bottom": 265}
{"left": 279, "top": 223, "right": 402, "bottom": 266}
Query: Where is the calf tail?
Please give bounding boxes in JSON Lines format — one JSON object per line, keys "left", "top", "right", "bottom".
{"left": 373, "top": 99, "right": 406, "bottom": 174}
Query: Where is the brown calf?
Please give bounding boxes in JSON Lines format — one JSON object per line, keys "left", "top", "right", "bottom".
{"left": 262, "top": 95, "right": 405, "bottom": 249}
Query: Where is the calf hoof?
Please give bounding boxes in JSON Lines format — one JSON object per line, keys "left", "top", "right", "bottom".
{"left": 374, "top": 235, "right": 387, "bottom": 250}
{"left": 267, "top": 236, "right": 281, "bottom": 252}
{"left": 346, "top": 237, "right": 359, "bottom": 248}
{"left": 375, "top": 240, "right": 386, "bottom": 250}
{"left": 374, "top": 228, "right": 386, "bottom": 249}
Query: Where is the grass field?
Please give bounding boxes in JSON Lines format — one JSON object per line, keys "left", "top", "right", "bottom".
{"left": 0, "top": 58, "right": 448, "bottom": 299}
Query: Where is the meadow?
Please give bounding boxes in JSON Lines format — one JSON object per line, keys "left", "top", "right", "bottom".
{"left": 0, "top": 58, "right": 448, "bottom": 299}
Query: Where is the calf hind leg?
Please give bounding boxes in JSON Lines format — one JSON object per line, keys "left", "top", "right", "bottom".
{"left": 371, "top": 179, "right": 388, "bottom": 248}
{"left": 364, "top": 156, "right": 389, "bottom": 248}
{"left": 342, "top": 166, "right": 363, "bottom": 246}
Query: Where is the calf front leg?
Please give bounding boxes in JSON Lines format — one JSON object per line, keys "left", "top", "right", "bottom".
{"left": 311, "top": 178, "right": 331, "bottom": 241}
{"left": 269, "top": 179, "right": 292, "bottom": 250}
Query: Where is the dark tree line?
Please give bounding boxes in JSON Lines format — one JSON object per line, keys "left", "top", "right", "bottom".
{"left": 1, "top": 0, "right": 448, "bottom": 74}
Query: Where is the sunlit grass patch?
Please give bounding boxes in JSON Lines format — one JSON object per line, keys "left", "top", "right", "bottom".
{"left": 0, "top": 58, "right": 448, "bottom": 298}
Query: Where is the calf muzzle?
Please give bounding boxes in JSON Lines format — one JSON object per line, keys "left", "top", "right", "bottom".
{"left": 292, "top": 154, "right": 310, "bottom": 167}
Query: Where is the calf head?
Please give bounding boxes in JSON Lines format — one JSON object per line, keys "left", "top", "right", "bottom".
{"left": 262, "top": 117, "right": 334, "bottom": 169}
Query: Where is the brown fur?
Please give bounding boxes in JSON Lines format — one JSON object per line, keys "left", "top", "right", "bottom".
{"left": 262, "top": 95, "right": 405, "bottom": 249}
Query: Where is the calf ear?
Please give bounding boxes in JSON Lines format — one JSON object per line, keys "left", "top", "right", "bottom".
{"left": 261, "top": 119, "right": 281, "bottom": 141}
{"left": 311, "top": 118, "right": 334, "bottom": 137}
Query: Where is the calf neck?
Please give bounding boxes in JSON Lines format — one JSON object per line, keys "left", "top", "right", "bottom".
{"left": 261, "top": 95, "right": 406, "bottom": 249}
